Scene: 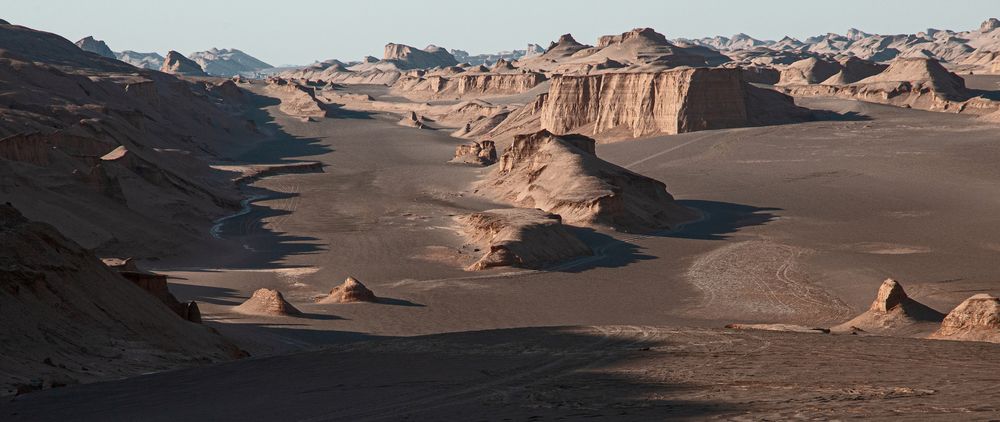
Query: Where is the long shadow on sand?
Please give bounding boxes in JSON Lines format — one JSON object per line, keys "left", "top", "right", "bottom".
{"left": 549, "top": 201, "right": 779, "bottom": 273}
{"left": 668, "top": 200, "right": 781, "bottom": 240}
{"left": 0, "top": 327, "right": 744, "bottom": 420}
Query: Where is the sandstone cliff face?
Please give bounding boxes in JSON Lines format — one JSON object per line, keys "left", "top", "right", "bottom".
{"left": 160, "top": 50, "right": 207, "bottom": 76}
{"left": 461, "top": 208, "right": 592, "bottom": 271}
{"left": 539, "top": 68, "right": 805, "bottom": 140}
{"left": 391, "top": 72, "right": 547, "bottom": 100}
{"left": 481, "top": 130, "right": 698, "bottom": 232}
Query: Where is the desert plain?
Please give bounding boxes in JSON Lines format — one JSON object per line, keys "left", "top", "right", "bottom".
{"left": 3, "top": 12, "right": 1000, "bottom": 421}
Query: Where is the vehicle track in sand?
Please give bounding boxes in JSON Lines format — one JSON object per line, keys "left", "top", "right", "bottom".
{"left": 299, "top": 325, "right": 669, "bottom": 422}
{"left": 686, "top": 240, "right": 853, "bottom": 323}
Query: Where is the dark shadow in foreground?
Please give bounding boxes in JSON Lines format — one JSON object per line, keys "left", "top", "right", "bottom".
{"left": 0, "top": 326, "right": 741, "bottom": 421}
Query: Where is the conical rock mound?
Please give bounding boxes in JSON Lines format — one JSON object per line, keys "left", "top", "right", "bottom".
{"left": 233, "top": 288, "right": 302, "bottom": 316}
{"left": 318, "top": 277, "right": 377, "bottom": 304}
{"left": 929, "top": 294, "right": 1000, "bottom": 343}
{"left": 832, "top": 279, "right": 944, "bottom": 335}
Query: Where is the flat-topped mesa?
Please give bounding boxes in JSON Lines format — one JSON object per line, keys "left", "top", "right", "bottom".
{"left": 832, "top": 278, "right": 945, "bottom": 335}
{"left": 160, "top": 50, "right": 207, "bottom": 76}
{"left": 75, "top": 36, "right": 115, "bottom": 59}
{"left": 317, "top": 277, "right": 378, "bottom": 304}
{"left": 383, "top": 43, "right": 458, "bottom": 69}
{"left": 233, "top": 288, "right": 302, "bottom": 316}
{"left": 597, "top": 27, "right": 671, "bottom": 48}
{"left": 462, "top": 208, "right": 592, "bottom": 271}
{"left": 540, "top": 67, "right": 809, "bottom": 140}
{"left": 929, "top": 294, "right": 1000, "bottom": 343}
{"left": 481, "top": 130, "right": 698, "bottom": 232}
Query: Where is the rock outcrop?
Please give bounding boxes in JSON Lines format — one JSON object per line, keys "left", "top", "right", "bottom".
{"left": 398, "top": 111, "right": 428, "bottom": 128}
{"left": 777, "top": 57, "right": 843, "bottom": 85}
{"left": 265, "top": 79, "right": 330, "bottom": 118}
{"left": 391, "top": 71, "right": 547, "bottom": 100}
{"left": 74, "top": 36, "right": 115, "bottom": 59}
{"left": 462, "top": 208, "right": 592, "bottom": 271}
{"left": 317, "top": 277, "right": 378, "bottom": 304}
{"left": 383, "top": 43, "right": 458, "bottom": 69}
{"left": 0, "top": 204, "right": 241, "bottom": 395}
{"left": 160, "top": 50, "right": 207, "bottom": 76}
{"left": 233, "top": 288, "right": 302, "bottom": 316}
{"left": 539, "top": 68, "right": 809, "bottom": 140}
{"left": 450, "top": 140, "right": 497, "bottom": 165}
{"left": 480, "top": 130, "right": 698, "bottom": 232}
{"left": 101, "top": 258, "right": 202, "bottom": 323}
{"left": 115, "top": 50, "right": 164, "bottom": 69}
{"left": 187, "top": 48, "right": 272, "bottom": 77}
{"left": 779, "top": 57, "right": 1000, "bottom": 114}
{"left": 929, "top": 294, "right": 1000, "bottom": 343}
{"left": 832, "top": 279, "right": 944, "bottom": 335}
{"left": 820, "top": 56, "right": 887, "bottom": 85}
{"left": 0, "top": 22, "right": 259, "bottom": 258}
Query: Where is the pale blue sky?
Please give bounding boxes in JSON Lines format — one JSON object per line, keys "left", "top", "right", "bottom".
{"left": 5, "top": 0, "right": 998, "bottom": 66}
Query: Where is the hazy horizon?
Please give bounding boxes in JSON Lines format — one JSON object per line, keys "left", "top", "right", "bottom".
{"left": 6, "top": 0, "right": 999, "bottom": 66}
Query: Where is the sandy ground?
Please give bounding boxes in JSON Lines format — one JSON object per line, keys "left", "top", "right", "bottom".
{"left": 9, "top": 83, "right": 1000, "bottom": 418}
{"left": 147, "top": 87, "right": 1000, "bottom": 353}
{"left": 5, "top": 325, "right": 1000, "bottom": 421}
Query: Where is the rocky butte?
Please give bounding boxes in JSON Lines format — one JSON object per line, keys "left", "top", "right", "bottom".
{"left": 539, "top": 67, "right": 810, "bottom": 140}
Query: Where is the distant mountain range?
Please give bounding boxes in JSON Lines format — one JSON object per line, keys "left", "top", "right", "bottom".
{"left": 74, "top": 36, "right": 273, "bottom": 76}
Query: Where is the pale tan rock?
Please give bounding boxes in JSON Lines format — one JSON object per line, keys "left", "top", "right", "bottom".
{"left": 539, "top": 68, "right": 807, "bottom": 140}
{"left": 777, "top": 57, "right": 843, "bottom": 85}
{"left": 391, "top": 71, "right": 547, "bottom": 100}
{"left": 160, "top": 51, "right": 207, "bottom": 76}
{"left": 450, "top": 140, "right": 497, "bottom": 166}
{"left": 480, "top": 130, "right": 698, "bottom": 232}
{"left": 265, "top": 79, "right": 329, "bottom": 118}
{"left": 318, "top": 277, "right": 377, "bottom": 303}
{"left": 398, "top": 111, "right": 428, "bottom": 128}
{"left": 929, "top": 294, "right": 1000, "bottom": 343}
{"left": 462, "top": 208, "right": 592, "bottom": 271}
{"left": 233, "top": 288, "right": 302, "bottom": 316}
{"left": 780, "top": 58, "right": 1000, "bottom": 115}
{"left": 832, "top": 279, "right": 944, "bottom": 335}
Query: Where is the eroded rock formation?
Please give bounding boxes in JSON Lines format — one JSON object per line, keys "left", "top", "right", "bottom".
{"left": 480, "top": 130, "right": 698, "bottom": 232}
{"left": 779, "top": 57, "right": 1000, "bottom": 114}
{"left": 234, "top": 288, "right": 302, "bottom": 316}
{"left": 317, "top": 277, "right": 377, "bottom": 303}
{"left": 832, "top": 279, "right": 944, "bottom": 335}
{"left": 539, "top": 68, "right": 809, "bottom": 140}
{"left": 74, "top": 36, "right": 115, "bottom": 59}
{"left": 0, "top": 204, "right": 241, "bottom": 394}
{"left": 160, "top": 50, "right": 207, "bottom": 76}
{"left": 462, "top": 208, "right": 592, "bottom": 271}
{"left": 929, "top": 294, "right": 1000, "bottom": 343}
{"left": 450, "top": 140, "right": 497, "bottom": 165}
